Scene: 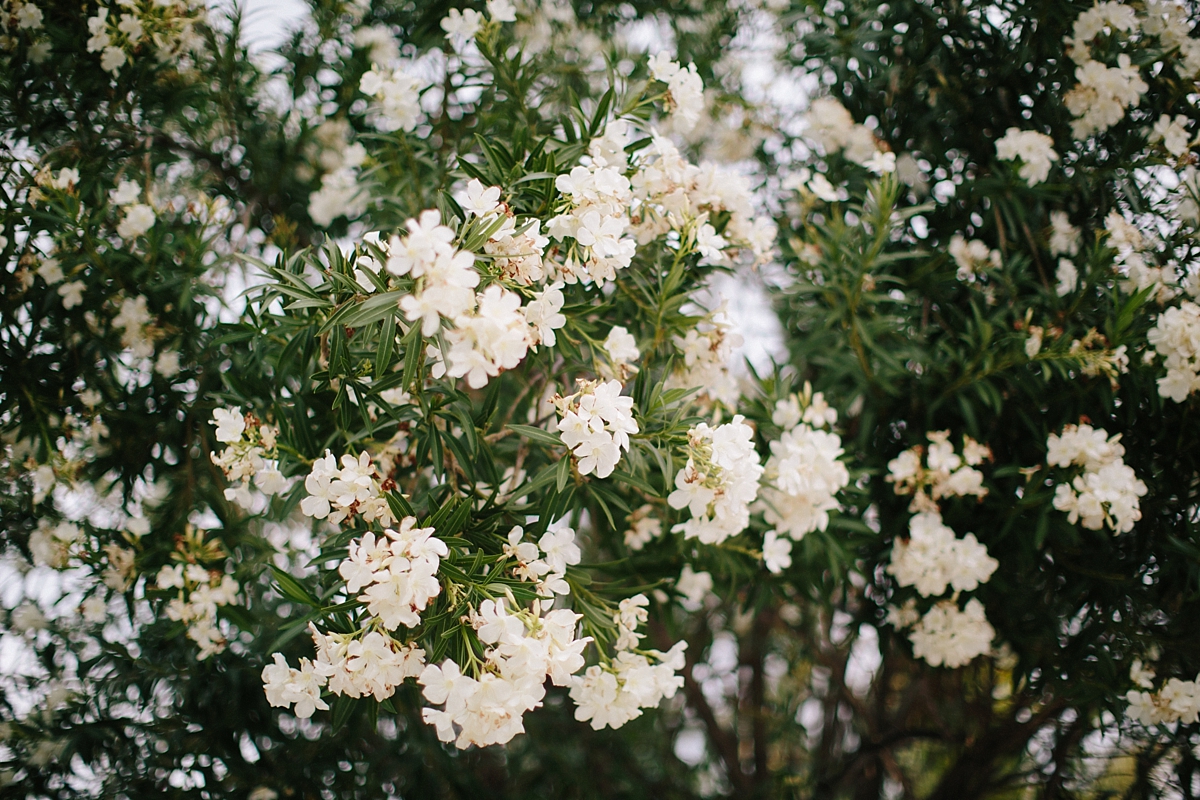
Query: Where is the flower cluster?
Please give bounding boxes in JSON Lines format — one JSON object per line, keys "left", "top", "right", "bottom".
{"left": 1062, "top": 3, "right": 1153, "bottom": 139}
{"left": 307, "top": 123, "right": 367, "bottom": 226}
{"left": 668, "top": 415, "right": 763, "bottom": 545}
{"left": 360, "top": 65, "right": 425, "bottom": 133}
{"left": 628, "top": 131, "right": 775, "bottom": 264}
{"left": 28, "top": 520, "right": 81, "bottom": 570}
{"left": 548, "top": 159, "right": 637, "bottom": 286}
{"left": 420, "top": 599, "right": 589, "bottom": 747}
{"left": 1047, "top": 424, "right": 1146, "bottom": 534}
{"left": 264, "top": 626, "right": 426, "bottom": 718}
{"left": 484, "top": 215, "right": 551, "bottom": 286}
{"left": 554, "top": 379, "right": 639, "bottom": 479}
{"left": 1, "top": 0, "right": 50, "bottom": 62}
{"left": 340, "top": 518, "right": 447, "bottom": 630}
{"left": 620, "top": 504, "right": 661, "bottom": 552}
{"left": 300, "top": 450, "right": 397, "bottom": 527}
{"left": 886, "top": 431, "right": 991, "bottom": 513}
{"left": 1105, "top": 210, "right": 1178, "bottom": 303}
{"left": 501, "top": 523, "right": 582, "bottom": 598}
{"left": 1125, "top": 661, "right": 1200, "bottom": 726}
{"left": 804, "top": 98, "right": 880, "bottom": 166}
{"left": 907, "top": 598, "right": 996, "bottom": 669}
{"left": 444, "top": 284, "right": 534, "bottom": 389}
{"left": 887, "top": 512, "right": 998, "bottom": 599}
{"left": 86, "top": 0, "right": 205, "bottom": 75}
{"left": 569, "top": 594, "right": 687, "bottom": 730}
{"left": 1148, "top": 300, "right": 1200, "bottom": 401}
{"left": 669, "top": 315, "right": 744, "bottom": 408}
{"left": 110, "top": 179, "right": 156, "bottom": 241}
{"left": 949, "top": 235, "right": 1001, "bottom": 283}
{"left": 387, "top": 209, "right": 480, "bottom": 334}
{"left": 157, "top": 558, "right": 240, "bottom": 660}
{"left": 758, "top": 388, "right": 849, "bottom": 545}
{"left": 994, "top": 128, "right": 1058, "bottom": 186}
{"left": 647, "top": 52, "right": 705, "bottom": 135}
{"left": 209, "top": 408, "right": 288, "bottom": 510}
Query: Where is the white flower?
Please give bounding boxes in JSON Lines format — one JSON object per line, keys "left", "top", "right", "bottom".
{"left": 555, "top": 379, "right": 638, "bottom": 479}
{"left": 1048, "top": 211, "right": 1080, "bottom": 257}
{"left": 604, "top": 326, "right": 639, "bottom": 365}
{"left": 1025, "top": 325, "right": 1044, "bottom": 358}
{"left": 117, "top": 13, "right": 143, "bottom": 41}
{"left": 623, "top": 506, "right": 662, "bottom": 551}
{"left": 759, "top": 422, "right": 848, "bottom": 540}
{"left": 808, "top": 174, "right": 840, "bottom": 202}
{"left": 117, "top": 204, "right": 155, "bottom": 239}
{"left": 1047, "top": 424, "right": 1146, "bottom": 533}
{"left": 887, "top": 511, "right": 997, "bottom": 597}
{"left": 1149, "top": 301, "right": 1200, "bottom": 401}
{"left": 58, "top": 281, "right": 85, "bottom": 309}
{"left": 908, "top": 598, "right": 995, "bottom": 668}
{"left": 461, "top": 179, "right": 502, "bottom": 217}
{"left": 949, "top": 235, "right": 1000, "bottom": 282}
{"left": 646, "top": 52, "right": 705, "bottom": 134}
{"left": 522, "top": 283, "right": 566, "bottom": 347}
{"left": 110, "top": 180, "right": 141, "bottom": 206}
{"left": 101, "top": 45, "right": 127, "bottom": 74}
{"left": 538, "top": 524, "right": 582, "bottom": 574}
{"left": 360, "top": 66, "right": 424, "bottom": 133}
{"left": 805, "top": 97, "right": 878, "bottom": 165}
{"left": 16, "top": 3, "right": 43, "bottom": 28}
{"left": 675, "top": 565, "right": 712, "bottom": 609}
{"left": 486, "top": 0, "right": 516, "bottom": 23}
{"left": 155, "top": 350, "right": 181, "bottom": 378}
{"left": 864, "top": 150, "right": 896, "bottom": 175}
{"left": 762, "top": 531, "right": 793, "bottom": 573}
{"left": 668, "top": 416, "right": 764, "bottom": 544}
{"left": 1150, "top": 114, "right": 1191, "bottom": 157}
{"left": 440, "top": 8, "right": 483, "bottom": 42}
{"left": 1055, "top": 259, "right": 1078, "bottom": 296}
{"left": 36, "top": 257, "right": 63, "bottom": 284}
{"left": 995, "top": 128, "right": 1058, "bottom": 186}
{"left": 211, "top": 408, "right": 246, "bottom": 444}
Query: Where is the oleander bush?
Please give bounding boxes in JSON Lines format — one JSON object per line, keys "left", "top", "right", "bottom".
{"left": 3, "top": 0, "right": 1200, "bottom": 797}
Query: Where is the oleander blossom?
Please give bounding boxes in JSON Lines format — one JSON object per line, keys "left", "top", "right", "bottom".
{"left": 646, "top": 52, "right": 705, "bottom": 134}
{"left": 908, "top": 598, "right": 996, "bottom": 668}
{"left": 554, "top": 379, "right": 639, "bottom": 479}
{"left": 668, "top": 415, "right": 764, "bottom": 545}
{"left": 208, "top": 408, "right": 288, "bottom": 510}
{"left": 419, "top": 599, "right": 591, "bottom": 747}
{"left": 340, "top": 518, "right": 447, "bottom": 630}
{"left": 359, "top": 64, "right": 424, "bottom": 133}
{"left": 157, "top": 557, "right": 240, "bottom": 660}
{"left": 758, "top": 389, "right": 849, "bottom": 540}
{"left": 1125, "top": 667, "right": 1200, "bottom": 727}
{"left": 444, "top": 284, "right": 535, "bottom": 389}
{"left": 1047, "top": 424, "right": 1146, "bottom": 533}
{"left": 949, "top": 235, "right": 1001, "bottom": 283}
{"left": 886, "top": 431, "right": 991, "bottom": 514}
{"left": 995, "top": 128, "right": 1059, "bottom": 186}
{"left": 300, "top": 450, "right": 397, "bottom": 527}
{"left": 668, "top": 314, "right": 744, "bottom": 408}
{"left": 1148, "top": 300, "right": 1200, "bottom": 401}
{"left": 803, "top": 97, "right": 879, "bottom": 165}
{"left": 547, "top": 159, "right": 637, "bottom": 286}
{"left": 568, "top": 593, "right": 687, "bottom": 731}
{"left": 887, "top": 511, "right": 998, "bottom": 598}
{"left": 388, "top": 209, "right": 480, "bottom": 336}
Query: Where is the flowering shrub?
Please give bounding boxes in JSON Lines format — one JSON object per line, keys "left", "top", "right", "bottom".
{"left": 3, "top": 0, "right": 1200, "bottom": 797}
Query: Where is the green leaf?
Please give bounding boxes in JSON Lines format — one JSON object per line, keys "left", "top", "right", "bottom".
{"left": 270, "top": 565, "right": 321, "bottom": 608}
{"left": 508, "top": 423, "right": 563, "bottom": 448}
